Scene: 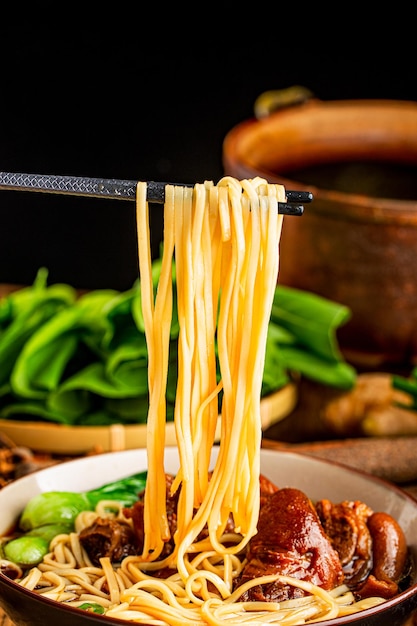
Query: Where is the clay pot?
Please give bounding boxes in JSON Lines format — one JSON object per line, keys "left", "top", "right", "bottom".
{"left": 223, "top": 90, "right": 417, "bottom": 368}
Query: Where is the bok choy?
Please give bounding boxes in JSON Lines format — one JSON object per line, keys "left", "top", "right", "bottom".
{"left": 1, "top": 471, "right": 147, "bottom": 566}
{"left": 0, "top": 263, "right": 356, "bottom": 427}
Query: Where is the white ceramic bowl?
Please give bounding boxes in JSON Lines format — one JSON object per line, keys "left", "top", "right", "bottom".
{"left": 1, "top": 447, "right": 417, "bottom": 625}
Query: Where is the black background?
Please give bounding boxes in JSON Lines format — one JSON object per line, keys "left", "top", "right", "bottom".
{"left": 1, "top": 8, "right": 415, "bottom": 291}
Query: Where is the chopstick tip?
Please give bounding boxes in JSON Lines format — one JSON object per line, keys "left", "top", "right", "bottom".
{"left": 278, "top": 203, "right": 304, "bottom": 216}
{"left": 286, "top": 190, "right": 313, "bottom": 203}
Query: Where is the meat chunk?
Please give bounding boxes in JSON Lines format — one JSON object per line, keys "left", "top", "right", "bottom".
{"left": 259, "top": 472, "right": 279, "bottom": 504}
{"left": 235, "top": 487, "right": 344, "bottom": 602}
{"left": 79, "top": 517, "right": 138, "bottom": 566}
{"left": 124, "top": 472, "right": 278, "bottom": 556}
{"left": 315, "top": 500, "right": 410, "bottom": 600}
{"left": 315, "top": 499, "right": 373, "bottom": 585}
{"left": 354, "top": 511, "right": 409, "bottom": 599}
{"left": 78, "top": 474, "right": 409, "bottom": 604}
{"left": 123, "top": 473, "right": 179, "bottom": 559}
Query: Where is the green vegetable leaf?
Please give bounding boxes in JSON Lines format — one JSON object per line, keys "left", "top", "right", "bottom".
{"left": 85, "top": 471, "right": 147, "bottom": 508}
{"left": 26, "top": 523, "right": 74, "bottom": 540}
{"left": 102, "top": 396, "right": 151, "bottom": 423}
{"left": 271, "top": 285, "right": 351, "bottom": 362}
{"left": 0, "top": 279, "right": 76, "bottom": 390}
{"left": 392, "top": 373, "right": 417, "bottom": 410}
{"left": 278, "top": 345, "right": 357, "bottom": 389}
{"left": 19, "top": 492, "right": 92, "bottom": 531}
{"left": 9, "top": 292, "right": 116, "bottom": 400}
{"left": 0, "top": 264, "right": 357, "bottom": 427}
{"left": 6, "top": 473, "right": 149, "bottom": 568}
{"left": 3, "top": 535, "right": 50, "bottom": 566}
{"left": 262, "top": 330, "right": 291, "bottom": 396}
{"left": 0, "top": 399, "right": 87, "bottom": 424}
{"left": 78, "top": 603, "right": 106, "bottom": 614}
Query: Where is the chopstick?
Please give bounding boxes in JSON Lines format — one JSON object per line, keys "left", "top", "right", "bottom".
{"left": 0, "top": 172, "right": 312, "bottom": 215}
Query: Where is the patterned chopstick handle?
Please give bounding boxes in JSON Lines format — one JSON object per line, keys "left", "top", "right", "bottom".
{"left": 0, "top": 172, "right": 310, "bottom": 213}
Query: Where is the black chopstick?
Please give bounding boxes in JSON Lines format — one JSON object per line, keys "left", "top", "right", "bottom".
{"left": 0, "top": 172, "right": 312, "bottom": 215}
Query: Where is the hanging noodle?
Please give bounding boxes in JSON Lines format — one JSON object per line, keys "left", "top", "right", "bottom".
{"left": 14, "top": 177, "right": 387, "bottom": 624}
{"left": 136, "top": 177, "right": 283, "bottom": 575}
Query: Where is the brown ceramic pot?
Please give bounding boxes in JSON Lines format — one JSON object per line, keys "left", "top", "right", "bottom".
{"left": 223, "top": 93, "right": 417, "bottom": 368}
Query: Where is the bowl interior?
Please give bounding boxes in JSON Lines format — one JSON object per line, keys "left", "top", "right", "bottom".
{"left": 1, "top": 448, "right": 417, "bottom": 626}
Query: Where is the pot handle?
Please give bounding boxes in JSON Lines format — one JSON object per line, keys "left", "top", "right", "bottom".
{"left": 254, "top": 85, "right": 315, "bottom": 119}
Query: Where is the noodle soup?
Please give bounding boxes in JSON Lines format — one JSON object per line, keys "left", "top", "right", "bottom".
{"left": 1, "top": 447, "right": 417, "bottom": 626}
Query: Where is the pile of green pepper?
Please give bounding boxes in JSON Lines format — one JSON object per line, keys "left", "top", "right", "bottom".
{"left": 0, "top": 262, "right": 356, "bottom": 427}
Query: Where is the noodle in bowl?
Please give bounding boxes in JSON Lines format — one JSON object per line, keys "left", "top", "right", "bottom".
{"left": 1, "top": 446, "right": 417, "bottom": 626}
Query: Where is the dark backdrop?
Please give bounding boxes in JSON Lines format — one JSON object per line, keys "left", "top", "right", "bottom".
{"left": 1, "top": 9, "right": 415, "bottom": 290}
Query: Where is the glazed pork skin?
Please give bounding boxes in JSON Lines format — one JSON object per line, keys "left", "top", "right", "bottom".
{"left": 235, "top": 487, "right": 344, "bottom": 602}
